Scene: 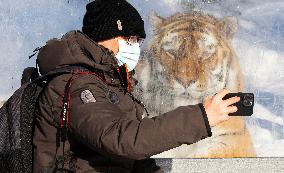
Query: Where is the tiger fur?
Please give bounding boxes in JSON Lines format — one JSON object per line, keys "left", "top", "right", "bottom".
{"left": 134, "top": 12, "right": 256, "bottom": 158}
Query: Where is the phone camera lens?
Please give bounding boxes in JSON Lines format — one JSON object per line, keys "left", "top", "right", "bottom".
{"left": 243, "top": 99, "right": 253, "bottom": 107}
{"left": 244, "top": 94, "right": 254, "bottom": 102}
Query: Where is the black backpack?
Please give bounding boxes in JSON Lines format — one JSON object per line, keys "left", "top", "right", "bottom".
{"left": 0, "top": 66, "right": 88, "bottom": 173}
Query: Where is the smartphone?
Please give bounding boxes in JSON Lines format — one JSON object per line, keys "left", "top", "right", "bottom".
{"left": 222, "top": 92, "right": 254, "bottom": 116}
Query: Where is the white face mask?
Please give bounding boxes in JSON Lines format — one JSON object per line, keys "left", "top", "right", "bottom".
{"left": 115, "top": 39, "right": 140, "bottom": 71}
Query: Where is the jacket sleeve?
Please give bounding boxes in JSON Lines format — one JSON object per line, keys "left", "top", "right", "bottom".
{"left": 68, "top": 75, "right": 212, "bottom": 160}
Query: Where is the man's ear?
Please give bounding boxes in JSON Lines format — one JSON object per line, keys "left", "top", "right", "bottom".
{"left": 115, "top": 36, "right": 125, "bottom": 43}
{"left": 113, "top": 37, "right": 121, "bottom": 55}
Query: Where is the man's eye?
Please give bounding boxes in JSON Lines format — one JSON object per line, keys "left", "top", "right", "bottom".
{"left": 125, "top": 36, "right": 144, "bottom": 47}
{"left": 127, "top": 36, "right": 137, "bottom": 43}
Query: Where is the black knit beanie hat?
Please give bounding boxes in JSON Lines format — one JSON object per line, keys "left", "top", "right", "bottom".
{"left": 82, "top": 0, "right": 146, "bottom": 42}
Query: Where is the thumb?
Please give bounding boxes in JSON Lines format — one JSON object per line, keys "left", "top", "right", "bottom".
{"left": 223, "top": 114, "right": 231, "bottom": 121}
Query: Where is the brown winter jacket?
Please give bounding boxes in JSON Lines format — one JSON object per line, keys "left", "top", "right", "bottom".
{"left": 32, "top": 30, "right": 212, "bottom": 173}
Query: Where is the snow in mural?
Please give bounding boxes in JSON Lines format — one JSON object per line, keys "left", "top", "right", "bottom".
{"left": 0, "top": 0, "right": 283, "bottom": 157}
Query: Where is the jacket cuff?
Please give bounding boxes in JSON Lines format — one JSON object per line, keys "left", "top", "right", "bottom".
{"left": 198, "top": 103, "right": 212, "bottom": 138}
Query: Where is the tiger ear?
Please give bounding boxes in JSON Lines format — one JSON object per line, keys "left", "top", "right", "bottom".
{"left": 217, "top": 16, "right": 238, "bottom": 39}
{"left": 149, "top": 11, "right": 164, "bottom": 32}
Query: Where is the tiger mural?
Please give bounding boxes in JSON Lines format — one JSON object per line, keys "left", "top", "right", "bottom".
{"left": 133, "top": 12, "right": 256, "bottom": 158}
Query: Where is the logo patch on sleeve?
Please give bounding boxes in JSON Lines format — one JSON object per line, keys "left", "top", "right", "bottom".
{"left": 81, "top": 90, "right": 96, "bottom": 104}
{"left": 107, "top": 90, "right": 119, "bottom": 104}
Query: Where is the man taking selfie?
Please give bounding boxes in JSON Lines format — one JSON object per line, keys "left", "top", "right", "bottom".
{"left": 33, "top": 0, "right": 240, "bottom": 172}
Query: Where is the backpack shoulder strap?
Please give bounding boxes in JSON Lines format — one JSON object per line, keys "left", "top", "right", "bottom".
{"left": 34, "top": 65, "right": 91, "bottom": 83}
{"left": 20, "top": 65, "right": 91, "bottom": 87}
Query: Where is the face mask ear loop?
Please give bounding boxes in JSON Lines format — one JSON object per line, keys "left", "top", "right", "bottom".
{"left": 116, "top": 38, "right": 121, "bottom": 55}
{"left": 124, "top": 64, "right": 132, "bottom": 92}
{"left": 114, "top": 38, "right": 120, "bottom": 65}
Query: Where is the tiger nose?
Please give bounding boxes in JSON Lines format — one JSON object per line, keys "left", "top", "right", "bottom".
{"left": 177, "top": 77, "right": 196, "bottom": 88}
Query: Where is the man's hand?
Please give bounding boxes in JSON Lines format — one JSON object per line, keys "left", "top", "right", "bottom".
{"left": 203, "top": 89, "right": 240, "bottom": 127}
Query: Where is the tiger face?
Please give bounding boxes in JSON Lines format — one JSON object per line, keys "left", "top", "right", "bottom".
{"left": 136, "top": 12, "right": 243, "bottom": 113}
{"left": 134, "top": 12, "right": 256, "bottom": 158}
